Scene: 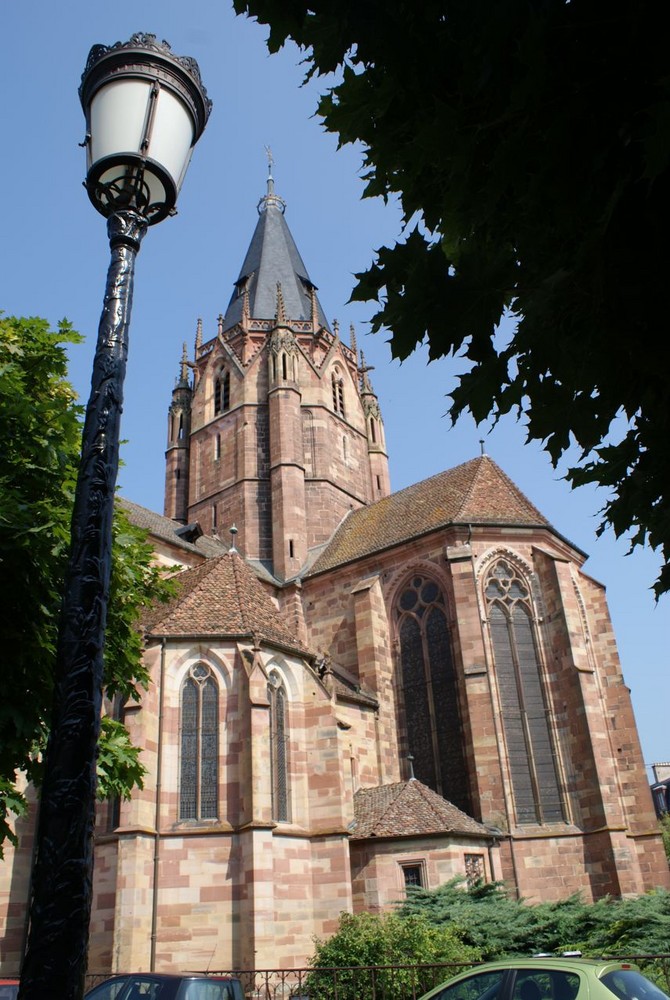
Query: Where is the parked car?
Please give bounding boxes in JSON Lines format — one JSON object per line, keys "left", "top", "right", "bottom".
{"left": 0, "top": 980, "right": 18, "bottom": 1000}
{"left": 85, "top": 973, "right": 244, "bottom": 1000}
{"left": 419, "top": 957, "right": 670, "bottom": 1000}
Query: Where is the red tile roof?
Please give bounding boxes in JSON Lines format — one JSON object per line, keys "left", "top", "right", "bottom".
{"left": 352, "top": 780, "right": 492, "bottom": 839}
{"left": 308, "top": 455, "right": 550, "bottom": 575}
{"left": 145, "top": 550, "right": 309, "bottom": 653}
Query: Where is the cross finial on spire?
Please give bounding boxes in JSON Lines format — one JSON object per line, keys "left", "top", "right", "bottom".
{"left": 258, "top": 146, "right": 286, "bottom": 214}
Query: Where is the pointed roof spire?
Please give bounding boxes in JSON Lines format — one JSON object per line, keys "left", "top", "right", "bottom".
{"left": 220, "top": 159, "right": 331, "bottom": 335}
{"left": 275, "top": 282, "right": 287, "bottom": 325}
{"left": 350, "top": 322, "right": 358, "bottom": 360}
{"left": 360, "top": 350, "right": 375, "bottom": 393}
{"left": 179, "top": 342, "right": 189, "bottom": 385}
{"left": 195, "top": 317, "right": 202, "bottom": 351}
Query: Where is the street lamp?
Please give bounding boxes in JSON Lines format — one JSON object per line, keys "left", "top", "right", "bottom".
{"left": 19, "top": 34, "right": 211, "bottom": 1000}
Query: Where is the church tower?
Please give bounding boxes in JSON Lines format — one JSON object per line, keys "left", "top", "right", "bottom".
{"left": 164, "top": 342, "right": 193, "bottom": 523}
{"left": 164, "top": 169, "right": 390, "bottom": 578}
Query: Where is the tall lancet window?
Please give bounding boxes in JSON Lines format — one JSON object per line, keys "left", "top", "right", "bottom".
{"left": 214, "top": 369, "right": 230, "bottom": 415}
{"left": 331, "top": 371, "right": 345, "bottom": 416}
{"left": 396, "top": 575, "right": 471, "bottom": 814}
{"left": 485, "top": 558, "right": 565, "bottom": 825}
{"left": 180, "top": 663, "right": 219, "bottom": 820}
{"left": 268, "top": 671, "right": 290, "bottom": 822}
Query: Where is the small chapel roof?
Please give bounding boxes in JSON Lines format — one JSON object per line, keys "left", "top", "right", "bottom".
{"left": 307, "top": 455, "right": 575, "bottom": 576}
{"left": 220, "top": 171, "right": 331, "bottom": 334}
{"left": 351, "top": 780, "right": 493, "bottom": 840}
{"left": 144, "top": 549, "right": 309, "bottom": 653}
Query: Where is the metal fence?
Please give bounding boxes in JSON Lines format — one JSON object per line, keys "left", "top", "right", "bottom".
{"left": 84, "top": 955, "right": 670, "bottom": 1000}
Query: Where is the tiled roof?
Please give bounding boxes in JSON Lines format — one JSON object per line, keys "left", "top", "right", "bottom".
{"left": 119, "top": 498, "right": 228, "bottom": 560}
{"left": 145, "top": 550, "right": 309, "bottom": 653}
{"left": 351, "top": 780, "right": 491, "bottom": 839}
{"left": 308, "top": 456, "right": 551, "bottom": 575}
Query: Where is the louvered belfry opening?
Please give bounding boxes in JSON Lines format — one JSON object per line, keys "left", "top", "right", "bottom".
{"left": 485, "top": 559, "right": 565, "bottom": 825}
{"left": 179, "top": 663, "right": 219, "bottom": 820}
{"left": 396, "top": 575, "right": 472, "bottom": 815}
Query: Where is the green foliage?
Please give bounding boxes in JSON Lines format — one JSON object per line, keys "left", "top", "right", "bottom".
{"left": 0, "top": 315, "right": 173, "bottom": 853}
{"left": 306, "top": 910, "right": 480, "bottom": 1000}
{"left": 659, "top": 815, "right": 670, "bottom": 863}
{"left": 96, "top": 716, "right": 146, "bottom": 801}
{"left": 234, "top": 0, "right": 670, "bottom": 596}
{"left": 398, "top": 878, "right": 670, "bottom": 959}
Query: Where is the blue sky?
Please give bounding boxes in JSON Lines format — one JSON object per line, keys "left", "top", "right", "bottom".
{"left": 1, "top": 1, "right": 667, "bottom": 771}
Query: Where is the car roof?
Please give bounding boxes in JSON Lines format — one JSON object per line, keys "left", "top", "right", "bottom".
{"left": 448, "top": 958, "right": 636, "bottom": 976}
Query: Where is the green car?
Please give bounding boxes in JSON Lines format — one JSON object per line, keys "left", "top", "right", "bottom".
{"left": 419, "top": 958, "right": 670, "bottom": 1000}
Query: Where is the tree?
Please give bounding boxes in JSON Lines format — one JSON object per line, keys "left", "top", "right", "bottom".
{"left": 399, "top": 878, "right": 670, "bottom": 966}
{"left": 233, "top": 0, "right": 670, "bottom": 595}
{"left": 305, "top": 910, "right": 480, "bottom": 1000}
{"left": 0, "top": 314, "right": 172, "bottom": 852}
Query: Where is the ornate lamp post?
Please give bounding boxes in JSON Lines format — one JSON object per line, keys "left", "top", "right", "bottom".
{"left": 19, "top": 35, "right": 211, "bottom": 1000}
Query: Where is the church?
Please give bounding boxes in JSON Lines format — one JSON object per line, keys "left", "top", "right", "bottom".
{"left": 1, "top": 174, "right": 667, "bottom": 976}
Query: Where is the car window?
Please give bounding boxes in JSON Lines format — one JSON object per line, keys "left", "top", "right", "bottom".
{"left": 430, "top": 969, "right": 508, "bottom": 1000}
{"left": 176, "top": 984, "right": 240, "bottom": 1000}
{"left": 124, "top": 980, "right": 167, "bottom": 1000}
{"left": 87, "top": 979, "right": 166, "bottom": 1000}
{"left": 512, "top": 970, "right": 582, "bottom": 1000}
{"left": 601, "top": 971, "right": 670, "bottom": 1000}
{"left": 86, "top": 979, "right": 131, "bottom": 1000}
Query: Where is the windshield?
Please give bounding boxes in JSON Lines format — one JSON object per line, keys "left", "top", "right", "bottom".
{"left": 601, "top": 971, "right": 670, "bottom": 1000}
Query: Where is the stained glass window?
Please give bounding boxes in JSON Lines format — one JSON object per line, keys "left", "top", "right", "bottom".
{"left": 396, "top": 575, "right": 472, "bottom": 813}
{"left": 485, "top": 559, "right": 564, "bottom": 825}
{"left": 268, "top": 671, "right": 290, "bottom": 822}
{"left": 179, "top": 664, "right": 219, "bottom": 820}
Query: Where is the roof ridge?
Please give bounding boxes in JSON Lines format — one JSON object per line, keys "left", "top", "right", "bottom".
{"left": 451, "top": 455, "right": 488, "bottom": 521}
{"left": 229, "top": 550, "right": 251, "bottom": 633}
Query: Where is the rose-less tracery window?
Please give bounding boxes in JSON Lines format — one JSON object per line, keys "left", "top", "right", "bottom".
{"left": 396, "top": 575, "right": 471, "bottom": 814}
{"left": 268, "top": 671, "right": 290, "bottom": 822}
{"left": 485, "top": 559, "right": 564, "bottom": 825}
{"left": 180, "top": 663, "right": 219, "bottom": 820}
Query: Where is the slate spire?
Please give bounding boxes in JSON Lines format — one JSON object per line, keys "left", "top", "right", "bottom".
{"left": 220, "top": 166, "right": 331, "bottom": 334}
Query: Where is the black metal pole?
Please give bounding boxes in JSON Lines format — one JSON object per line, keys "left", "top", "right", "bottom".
{"left": 19, "top": 209, "right": 147, "bottom": 1000}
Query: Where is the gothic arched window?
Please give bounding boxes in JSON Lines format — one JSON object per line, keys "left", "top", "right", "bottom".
{"left": 180, "top": 664, "right": 219, "bottom": 821}
{"left": 331, "top": 371, "right": 345, "bottom": 416}
{"left": 396, "top": 575, "right": 471, "bottom": 814}
{"left": 485, "top": 559, "right": 565, "bottom": 825}
{"left": 268, "top": 671, "right": 290, "bottom": 822}
{"left": 214, "top": 370, "right": 230, "bottom": 415}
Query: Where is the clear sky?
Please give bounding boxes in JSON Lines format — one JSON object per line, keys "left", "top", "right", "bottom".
{"left": 1, "top": 1, "right": 667, "bottom": 772}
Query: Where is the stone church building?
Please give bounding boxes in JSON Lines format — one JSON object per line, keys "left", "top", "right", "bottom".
{"left": 1, "top": 176, "right": 667, "bottom": 975}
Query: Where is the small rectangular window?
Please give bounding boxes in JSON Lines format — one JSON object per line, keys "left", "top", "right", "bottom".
{"left": 464, "top": 853, "right": 484, "bottom": 887}
{"left": 400, "top": 862, "right": 424, "bottom": 890}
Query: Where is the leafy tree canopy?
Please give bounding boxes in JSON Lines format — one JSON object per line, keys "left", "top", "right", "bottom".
{"left": 306, "top": 910, "right": 479, "bottom": 1000}
{"left": 399, "top": 879, "right": 670, "bottom": 960}
{"left": 234, "top": 0, "right": 670, "bottom": 595}
{"left": 0, "top": 315, "right": 173, "bottom": 852}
